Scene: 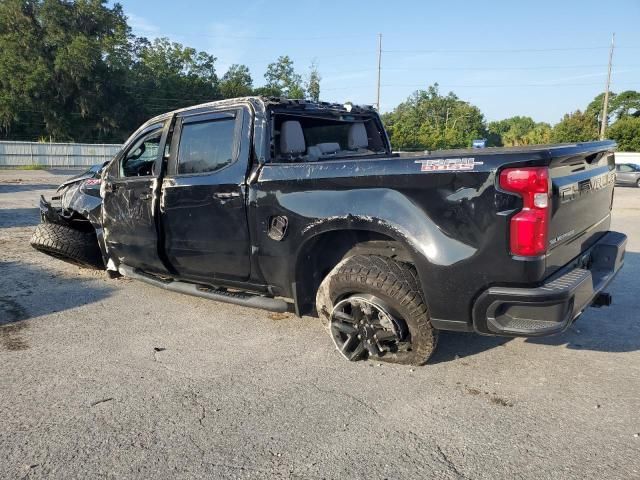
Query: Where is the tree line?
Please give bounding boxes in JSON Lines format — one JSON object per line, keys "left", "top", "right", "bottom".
{"left": 0, "top": 0, "right": 319, "bottom": 143}
{"left": 1, "top": 1, "right": 638, "bottom": 151}
{"left": 383, "top": 85, "right": 640, "bottom": 152}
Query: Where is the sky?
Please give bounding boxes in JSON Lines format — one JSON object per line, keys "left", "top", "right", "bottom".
{"left": 117, "top": 0, "right": 639, "bottom": 124}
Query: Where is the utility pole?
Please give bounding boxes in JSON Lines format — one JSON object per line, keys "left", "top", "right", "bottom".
{"left": 600, "top": 33, "right": 615, "bottom": 140}
{"left": 376, "top": 33, "right": 382, "bottom": 111}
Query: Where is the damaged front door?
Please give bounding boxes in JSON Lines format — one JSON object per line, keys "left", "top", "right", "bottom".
{"left": 102, "top": 121, "right": 170, "bottom": 274}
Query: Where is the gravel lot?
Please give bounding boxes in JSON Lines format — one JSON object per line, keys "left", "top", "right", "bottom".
{"left": 1, "top": 169, "right": 639, "bottom": 479}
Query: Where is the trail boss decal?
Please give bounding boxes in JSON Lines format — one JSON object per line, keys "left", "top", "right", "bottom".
{"left": 415, "top": 157, "right": 484, "bottom": 172}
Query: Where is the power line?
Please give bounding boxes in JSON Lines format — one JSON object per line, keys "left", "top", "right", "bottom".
{"left": 322, "top": 81, "right": 637, "bottom": 92}
{"left": 322, "top": 64, "right": 640, "bottom": 74}
{"left": 382, "top": 46, "right": 639, "bottom": 54}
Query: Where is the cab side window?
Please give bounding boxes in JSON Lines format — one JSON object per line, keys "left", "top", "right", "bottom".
{"left": 617, "top": 164, "right": 633, "bottom": 173}
{"left": 177, "top": 118, "right": 236, "bottom": 175}
{"left": 121, "top": 129, "right": 163, "bottom": 177}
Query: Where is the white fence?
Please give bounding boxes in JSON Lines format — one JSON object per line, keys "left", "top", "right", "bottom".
{"left": 0, "top": 141, "right": 122, "bottom": 167}
{"left": 615, "top": 152, "right": 640, "bottom": 166}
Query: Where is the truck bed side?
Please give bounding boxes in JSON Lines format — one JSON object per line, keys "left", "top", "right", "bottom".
{"left": 252, "top": 141, "right": 616, "bottom": 327}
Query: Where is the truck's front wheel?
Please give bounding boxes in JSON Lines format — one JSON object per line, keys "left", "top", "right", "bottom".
{"left": 316, "top": 255, "right": 438, "bottom": 365}
{"left": 30, "top": 223, "right": 103, "bottom": 269}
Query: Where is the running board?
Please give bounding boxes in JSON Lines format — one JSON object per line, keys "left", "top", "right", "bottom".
{"left": 118, "top": 265, "right": 289, "bottom": 313}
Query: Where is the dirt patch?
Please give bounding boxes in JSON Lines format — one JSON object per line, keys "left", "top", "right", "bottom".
{"left": 490, "top": 396, "right": 514, "bottom": 407}
{"left": 464, "top": 385, "right": 514, "bottom": 407}
{"left": 267, "top": 312, "right": 291, "bottom": 321}
{"left": 0, "top": 297, "right": 29, "bottom": 350}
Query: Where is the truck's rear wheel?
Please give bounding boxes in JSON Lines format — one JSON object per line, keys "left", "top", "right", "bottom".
{"left": 30, "top": 223, "right": 103, "bottom": 269}
{"left": 316, "top": 255, "right": 438, "bottom": 365}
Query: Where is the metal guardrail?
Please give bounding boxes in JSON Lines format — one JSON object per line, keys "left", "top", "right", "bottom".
{"left": 0, "top": 141, "right": 122, "bottom": 167}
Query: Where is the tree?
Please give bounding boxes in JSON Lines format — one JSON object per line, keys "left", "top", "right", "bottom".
{"left": 131, "top": 37, "right": 220, "bottom": 123}
{"left": 306, "top": 61, "right": 321, "bottom": 102}
{"left": 607, "top": 116, "right": 640, "bottom": 151}
{"left": 586, "top": 92, "right": 613, "bottom": 121}
{"left": 487, "top": 116, "right": 551, "bottom": 146}
{"left": 219, "top": 64, "right": 253, "bottom": 98}
{"left": 382, "top": 83, "right": 487, "bottom": 150}
{"left": 0, "top": 0, "right": 133, "bottom": 142}
{"left": 611, "top": 90, "right": 640, "bottom": 119}
{"left": 0, "top": 0, "right": 49, "bottom": 138}
{"left": 585, "top": 90, "right": 640, "bottom": 133}
{"left": 487, "top": 117, "right": 535, "bottom": 146}
{"left": 524, "top": 123, "right": 552, "bottom": 145}
{"left": 551, "top": 110, "right": 599, "bottom": 143}
{"left": 264, "top": 55, "right": 304, "bottom": 98}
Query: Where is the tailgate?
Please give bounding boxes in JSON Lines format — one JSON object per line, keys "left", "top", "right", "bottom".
{"left": 545, "top": 147, "right": 616, "bottom": 274}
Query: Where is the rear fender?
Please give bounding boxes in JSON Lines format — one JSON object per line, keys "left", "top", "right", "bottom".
{"left": 289, "top": 188, "right": 477, "bottom": 270}
{"left": 288, "top": 189, "right": 478, "bottom": 315}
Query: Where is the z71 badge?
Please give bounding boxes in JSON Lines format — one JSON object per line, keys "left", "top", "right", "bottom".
{"left": 415, "top": 157, "right": 484, "bottom": 172}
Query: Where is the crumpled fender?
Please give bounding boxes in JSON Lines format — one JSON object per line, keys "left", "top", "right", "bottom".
{"left": 58, "top": 181, "right": 108, "bottom": 266}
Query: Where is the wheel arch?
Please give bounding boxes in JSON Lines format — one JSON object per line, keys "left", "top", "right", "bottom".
{"left": 291, "top": 223, "right": 423, "bottom": 316}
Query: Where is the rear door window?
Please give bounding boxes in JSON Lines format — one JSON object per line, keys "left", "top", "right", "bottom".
{"left": 177, "top": 116, "right": 237, "bottom": 175}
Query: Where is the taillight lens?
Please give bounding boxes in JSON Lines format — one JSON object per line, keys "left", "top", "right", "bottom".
{"left": 499, "top": 167, "right": 550, "bottom": 256}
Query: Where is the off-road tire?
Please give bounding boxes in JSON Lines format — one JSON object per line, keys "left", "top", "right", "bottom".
{"left": 30, "top": 223, "right": 103, "bottom": 269}
{"left": 316, "top": 254, "right": 438, "bottom": 365}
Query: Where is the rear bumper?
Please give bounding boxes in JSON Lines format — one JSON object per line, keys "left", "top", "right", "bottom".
{"left": 472, "top": 231, "right": 627, "bottom": 337}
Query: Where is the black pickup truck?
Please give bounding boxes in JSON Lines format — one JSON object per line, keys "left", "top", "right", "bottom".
{"left": 32, "top": 97, "right": 627, "bottom": 365}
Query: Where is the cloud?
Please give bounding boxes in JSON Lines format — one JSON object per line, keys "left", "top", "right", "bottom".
{"left": 127, "top": 13, "right": 160, "bottom": 38}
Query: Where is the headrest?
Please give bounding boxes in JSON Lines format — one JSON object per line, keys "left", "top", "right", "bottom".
{"left": 306, "top": 146, "right": 321, "bottom": 161}
{"left": 317, "top": 142, "right": 341, "bottom": 154}
{"left": 348, "top": 122, "right": 368, "bottom": 149}
{"left": 280, "top": 121, "right": 305, "bottom": 154}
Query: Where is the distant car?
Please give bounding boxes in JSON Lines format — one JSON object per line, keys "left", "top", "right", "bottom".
{"left": 615, "top": 163, "right": 640, "bottom": 188}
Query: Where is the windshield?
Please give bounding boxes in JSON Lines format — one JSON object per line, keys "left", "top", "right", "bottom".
{"left": 273, "top": 113, "right": 387, "bottom": 162}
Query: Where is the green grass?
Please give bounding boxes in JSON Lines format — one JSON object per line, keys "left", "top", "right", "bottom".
{"left": 8, "top": 165, "right": 49, "bottom": 170}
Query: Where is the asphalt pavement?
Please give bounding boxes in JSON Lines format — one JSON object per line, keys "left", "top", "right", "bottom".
{"left": 1, "top": 169, "right": 639, "bottom": 479}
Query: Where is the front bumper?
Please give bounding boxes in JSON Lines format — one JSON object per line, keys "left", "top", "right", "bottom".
{"left": 473, "top": 231, "right": 627, "bottom": 337}
{"left": 39, "top": 195, "right": 64, "bottom": 223}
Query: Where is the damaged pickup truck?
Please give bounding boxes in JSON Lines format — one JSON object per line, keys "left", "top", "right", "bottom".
{"left": 32, "top": 97, "right": 627, "bottom": 365}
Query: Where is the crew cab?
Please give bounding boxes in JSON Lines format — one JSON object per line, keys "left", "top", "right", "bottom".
{"left": 32, "top": 97, "right": 627, "bottom": 365}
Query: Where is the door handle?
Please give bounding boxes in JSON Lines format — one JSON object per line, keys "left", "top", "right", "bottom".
{"left": 139, "top": 193, "right": 152, "bottom": 200}
{"left": 213, "top": 192, "right": 240, "bottom": 199}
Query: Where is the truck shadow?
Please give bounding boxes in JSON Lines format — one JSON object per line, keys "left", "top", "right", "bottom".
{"left": 0, "top": 183, "right": 59, "bottom": 193}
{"left": 431, "top": 251, "right": 640, "bottom": 363}
{"left": 526, "top": 251, "right": 639, "bottom": 353}
{"left": 0, "top": 208, "right": 41, "bottom": 228}
{"left": 0, "top": 261, "right": 113, "bottom": 351}
{"left": 430, "top": 332, "right": 511, "bottom": 364}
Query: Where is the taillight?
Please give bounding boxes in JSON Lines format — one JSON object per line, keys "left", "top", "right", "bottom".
{"left": 499, "top": 167, "right": 550, "bottom": 256}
